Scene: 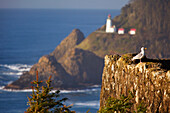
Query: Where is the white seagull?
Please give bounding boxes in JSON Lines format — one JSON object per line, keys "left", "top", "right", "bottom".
{"left": 132, "top": 47, "right": 147, "bottom": 62}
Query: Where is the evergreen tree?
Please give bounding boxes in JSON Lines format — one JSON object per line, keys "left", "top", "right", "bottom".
{"left": 98, "top": 91, "right": 147, "bottom": 113}
{"left": 98, "top": 91, "right": 134, "bottom": 113}
{"left": 25, "top": 71, "right": 74, "bottom": 113}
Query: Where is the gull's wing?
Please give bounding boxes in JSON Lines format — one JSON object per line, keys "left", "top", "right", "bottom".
{"left": 132, "top": 52, "right": 143, "bottom": 61}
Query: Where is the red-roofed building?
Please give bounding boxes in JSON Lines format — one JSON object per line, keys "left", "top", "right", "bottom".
{"left": 118, "top": 28, "right": 124, "bottom": 34}
{"left": 129, "top": 28, "right": 136, "bottom": 35}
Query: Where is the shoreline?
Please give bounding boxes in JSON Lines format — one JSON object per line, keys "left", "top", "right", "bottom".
{"left": 0, "top": 85, "right": 101, "bottom": 93}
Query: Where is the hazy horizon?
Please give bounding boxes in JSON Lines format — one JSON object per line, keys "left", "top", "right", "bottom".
{"left": 0, "top": 0, "right": 129, "bottom": 9}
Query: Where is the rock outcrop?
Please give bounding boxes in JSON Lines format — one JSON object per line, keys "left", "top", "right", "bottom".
{"left": 60, "top": 48, "right": 104, "bottom": 84}
{"left": 100, "top": 54, "right": 170, "bottom": 112}
{"left": 5, "top": 29, "right": 104, "bottom": 90}
{"left": 5, "top": 55, "right": 75, "bottom": 89}
{"left": 51, "top": 29, "right": 85, "bottom": 61}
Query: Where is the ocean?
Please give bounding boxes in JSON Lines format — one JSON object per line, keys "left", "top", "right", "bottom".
{"left": 0, "top": 9, "right": 120, "bottom": 113}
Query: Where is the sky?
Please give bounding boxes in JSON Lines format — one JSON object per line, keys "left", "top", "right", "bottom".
{"left": 0, "top": 0, "right": 129, "bottom": 9}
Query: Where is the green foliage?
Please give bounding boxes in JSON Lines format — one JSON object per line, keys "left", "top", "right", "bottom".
{"left": 121, "top": 53, "right": 135, "bottom": 64}
{"left": 118, "top": 0, "right": 169, "bottom": 34}
{"left": 98, "top": 91, "right": 147, "bottom": 113}
{"left": 136, "top": 102, "right": 147, "bottom": 113}
{"left": 98, "top": 91, "right": 134, "bottom": 113}
{"left": 25, "top": 71, "right": 74, "bottom": 113}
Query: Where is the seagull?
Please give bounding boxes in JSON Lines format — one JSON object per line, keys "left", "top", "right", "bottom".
{"left": 132, "top": 47, "right": 147, "bottom": 62}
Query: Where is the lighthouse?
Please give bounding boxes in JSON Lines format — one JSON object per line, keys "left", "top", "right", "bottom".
{"left": 106, "top": 14, "right": 116, "bottom": 33}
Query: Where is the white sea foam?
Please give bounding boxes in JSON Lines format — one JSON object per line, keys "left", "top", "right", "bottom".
{"left": 90, "top": 85, "right": 101, "bottom": 88}
{"left": 60, "top": 88, "right": 100, "bottom": 94}
{"left": 0, "top": 64, "right": 32, "bottom": 76}
{"left": 7, "top": 81, "right": 13, "bottom": 85}
{"left": 0, "top": 87, "right": 101, "bottom": 93}
{"left": 73, "top": 100, "right": 100, "bottom": 108}
{"left": 0, "top": 86, "right": 5, "bottom": 90}
{"left": 2, "top": 72, "right": 23, "bottom": 76}
{"left": 1, "top": 88, "right": 33, "bottom": 92}
{"left": 0, "top": 64, "right": 32, "bottom": 72}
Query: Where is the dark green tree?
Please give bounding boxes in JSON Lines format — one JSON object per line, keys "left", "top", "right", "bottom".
{"left": 98, "top": 91, "right": 147, "bottom": 113}
{"left": 25, "top": 71, "right": 74, "bottom": 113}
{"left": 98, "top": 91, "right": 134, "bottom": 113}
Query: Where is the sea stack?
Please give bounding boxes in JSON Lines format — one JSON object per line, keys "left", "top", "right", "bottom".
{"left": 5, "top": 29, "right": 104, "bottom": 90}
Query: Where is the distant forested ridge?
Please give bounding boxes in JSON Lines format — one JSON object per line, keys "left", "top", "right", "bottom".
{"left": 114, "top": 0, "right": 169, "bottom": 35}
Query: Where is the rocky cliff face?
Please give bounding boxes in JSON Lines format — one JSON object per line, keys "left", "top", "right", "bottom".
{"left": 100, "top": 54, "right": 170, "bottom": 112}
{"left": 51, "top": 29, "right": 85, "bottom": 61}
{"left": 5, "top": 29, "right": 104, "bottom": 90}
{"left": 60, "top": 48, "right": 104, "bottom": 84}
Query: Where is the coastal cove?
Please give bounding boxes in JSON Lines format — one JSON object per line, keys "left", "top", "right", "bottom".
{"left": 1, "top": 0, "right": 169, "bottom": 112}
{"left": 0, "top": 9, "right": 120, "bottom": 113}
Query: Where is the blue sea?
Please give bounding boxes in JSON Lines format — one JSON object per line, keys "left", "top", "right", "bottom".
{"left": 0, "top": 9, "right": 120, "bottom": 113}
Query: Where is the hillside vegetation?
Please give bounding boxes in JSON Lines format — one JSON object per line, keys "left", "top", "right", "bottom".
{"left": 78, "top": 0, "right": 170, "bottom": 58}
{"left": 114, "top": 0, "right": 169, "bottom": 34}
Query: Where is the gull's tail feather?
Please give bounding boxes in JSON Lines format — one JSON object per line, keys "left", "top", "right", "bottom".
{"left": 131, "top": 57, "right": 135, "bottom": 61}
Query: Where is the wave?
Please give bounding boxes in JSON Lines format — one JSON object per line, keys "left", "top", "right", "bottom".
{"left": 60, "top": 88, "right": 101, "bottom": 94}
{"left": 0, "top": 64, "right": 32, "bottom": 72}
{"left": 0, "top": 87, "right": 101, "bottom": 93}
{"left": 0, "top": 86, "right": 5, "bottom": 90}
{"left": 1, "top": 88, "right": 33, "bottom": 92}
{"left": 0, "top": 64, "right": 32, "bottom": 77}
{"left": 73, "top": 100, "right": 100, "bottom": 108}
{"left": 90, "top": 85, "right": 101, "bottom": 88}
{"left": 2, "top": 72, "right": 23, "bottom": 76}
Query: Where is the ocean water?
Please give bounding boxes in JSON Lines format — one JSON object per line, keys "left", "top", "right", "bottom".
{"left": 0, "top": 9, "right": 120, "bottom": 113}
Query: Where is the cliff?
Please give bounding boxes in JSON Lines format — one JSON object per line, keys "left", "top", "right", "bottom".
{"left": 59, "top": 48, "right": 104, "bottom": 84}
{"left": 100, "top": 54, "right": 170, "bottom": 112}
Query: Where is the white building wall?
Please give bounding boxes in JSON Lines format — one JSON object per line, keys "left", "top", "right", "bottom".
{"left": 129, "top": 31, "right": 136, "bottom": 35}
{"left": 118, "top": 30, "right": 124, "bottom": 34}
{"left": 109, "top": 28, "right": 114, "bottom": 33}
{"left": 106, "top": 20, "right": 116, "bottom": 33}
{"left": 106, "top": 19, "right": 112, "bottom": 33}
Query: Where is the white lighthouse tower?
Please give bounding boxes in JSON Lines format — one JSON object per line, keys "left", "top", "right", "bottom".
{"left": 106, "top": 14, "right": 116, "bottom": 33}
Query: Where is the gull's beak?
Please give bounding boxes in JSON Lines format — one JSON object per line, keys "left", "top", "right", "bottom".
{"left": 145, "top": 48, "right": 147, "bottom": 50}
